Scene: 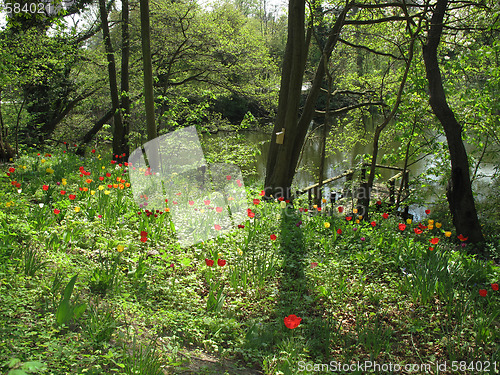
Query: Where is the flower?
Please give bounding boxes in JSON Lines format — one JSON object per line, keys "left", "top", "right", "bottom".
{"left": 69, "top": 194, "right": 76, "bottom": 200}
{"left": 398, "top": 223, "right": 406, "bottom": 231}
{"left": 98, "top": 185, "right": 104, "bottom": 190}
{"left": 361, "top": 237, "right": 366, "bottom": 241}
{"left": 310, "top": 262, "right": 318, "bottom": 269}
{"left": 491, "top": 283, "right": 499, "bottom": 291}
{"left": 140, "top": 236, "right": 147, "bottom": 243}
{"left": 428, "top": 224, "right": 434, "bottom": 230}
{"left": 91, "top": 149, "right": 96, "bottom": 153}
{"left": 444, "top": 231, "right": 452, "bottom": 237}
{"left": 280, "top": 201, "right": 287, "bottom": 209}
{"left": 382, "top": 213, "right": 389, "bottom": 219}
{"left": 117, "top": 245, "right": 124, "bottom": 252}
{"left": 414, "top": 228, "right": 423, "bottom": 234}
{"left": 253, "top": 198, "right": 260, "bottom": 205}
{"left": 217, "top": 259, "right": 226, "bottom": 267}
{"left": 338, "top": 206, "right": 344, "bottom": 213}
{"left": 425, "top": 209, "right": 431, "bottom": 214}
{"left": 237, "top": 248, "right": 243, "bottom": 256}
{"left": 376, "top": 200, "right": 382, "bottom": 205}
{"left": 270, "top": 234, "right": 277, "bottom": 240}
{"left": 370, "top": 221, "right": 376, "bottom": 227}
{"left": 74, "top": 207, "right": 80, "bottom": 213}
{"left": 458, "top": 234, "right": 468, "bottom": 242}
{"left": 238, "top": 224, "right": 245, "bottom": 229}
{"left": 428, "top": 219, "right": 434, "bottom": 225}
{"left": 188, "top": 200, "right": 194, "bottom": 206}
{"left": 429, "top": 247, "right": 434, "bottom": 251}
{"left": 355, "top": 219, "right": 360, "bottom": 224}
{"left": 62, "top": 178, "right": 67, "bottom": 185}
{"left": 479, "top": 289, "right": 487, "bottom": 297}
{"left": 248, "top": 211, "right": 255, "bottom": 218}
{"left": 436, "top": 222, "right": 442, "bottom": 228}
{"left": 39, "top": 203, "right": 44, "bottom": 208}
{"left": 345, "top": 216, "right": 352, "bottom": 221}
{"left": 322, "top": 198, "right": 326, "bottom": 203}
{"left": 42, "top": 185, "right": 49, "bottom": 191}
{"left": 205, "top": 259, "right": 214, "bottom": 267}
{"left": 324, "top": 222, "right": 330, "bottom": 229}
{"left": 104, "top": 190, "right": 110, "bottom": 195}
{"left": 8, "top": 167, "right": 15, "bottom": 173}
{"left": 226, "top": 175, "right": 231, "bottom": 181}
{"left": 406, "top": 219, "right": 412, "bottom": 224}
{"left": 54, "top": 209, "right": 60, "bottom": 214}
{"left": 204, "top": 200, "right": 211, "bottom": 205}
{"left": 260, "top": 190, "right": 265, "bottom": 196}
{"left": 430, "top": 237, "right": 440, "bottom": 245}
{"left": 284, "top": 314, "right": 302, "bottom": 329}
{"left": 353, "top": 208, "right": 358, "bottom": 214}
{"left": 336, "top": 228, "right": 342, "bottom": 235}
{"left": 216, "top": 207, "right": 223, "bottom": 213}
{"left": 214, "top": 224, "right": 222, "bottom": 231}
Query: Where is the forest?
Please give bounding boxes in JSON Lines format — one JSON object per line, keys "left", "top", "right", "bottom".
{"left": 0, "top": 0, "right": 499, "bottom": 373}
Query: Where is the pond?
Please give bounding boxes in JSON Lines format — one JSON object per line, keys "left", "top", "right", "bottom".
{"left": 201, "top": 126, "right": 496, "bottom": 220}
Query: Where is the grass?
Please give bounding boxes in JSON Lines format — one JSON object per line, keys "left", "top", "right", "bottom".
{"left": 0, "top": 146, "right": 499, "bottom": 374}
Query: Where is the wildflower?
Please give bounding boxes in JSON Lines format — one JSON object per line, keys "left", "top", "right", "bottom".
{"left": 322, "top": 198, "right": 326, "bottom": 203}
{"left": 237, "top": 248, "right": 243, "bottom": 256}
{"left": 270, "top": 234, "right": 277, "bottom": 240}
{"left": 41, "top": 159, "right": 46, "bottom": 163}
{"left": 62, "top": 178, "right": 67, "bottom": 185}
{"left": 238, "top": 224, "right": 245, "bottom": 229}
{"left": 260, "top": 190, "right": 265, "bottom": 196}
{"left": 355, "top": 219, "right": 360, "bottom": 224}
{"left": 98, "top": 185, "right": 104, "bottom": 190}
{"left": 8, "top": 167, "right": 15, "bottom": 173}
{"left": 91, "top": 149, "right": 96, "bottom": 153}
{"left": 248, "top": 211, "right": 255, "bottom": 218}
{"left": 361, "top": 237, "right": 366, "bottom": 241}
{"left": 444, "top": 231, "right": 452, "bottom": 237}
{"left": 313, "top": 204, "right": 317, "bottom": 209}
{"left": 54, "top": 209, "right": 60, "bottom": 214}
{"left": 60, "top": 190, "right": 66, "bottom": 195}
{"left": 69, "top": 194, "right": 76, "bottom": 200}
{"left": 86, "top": 179, "right": 93, "bottom": 184}
{"left": 188, "top": 200, "right": 194, "bottom": 206}
{"left": 310, "top": 262, "right": 318, "bottom": 269}
{"left": 284, "top": 314, "right": 302, "bottom": 329}
{"left": 204, "top": 200, "right": 211, "bottom": 205}
{"left": 382, "top": 213, "right": 389, "bottom": 219}
{"left": 104, "top": 190, "right": 110, "bottom": 195}
{"left": 205, "top": 259, "right": 214, "bottom": 267}
{"left": 428, "top": 224, "right": 434, "bottom": 230}
{"left": 370, "top": 221, "right": 376, "bottom": 227}
{"left": 491, "top": 283, "right": 498, "bottom": 291}
{"left": 46, "top": 168, "right": 54, "bottom": 174}
{"left": 346, "top": 216, "right": 352, "bottom": 221}
{"left": 353, "top": 208, "right": 358, "bottom": 214}
{"left": 216, "top": 207, "right": 223, "bottom": 213}
{"left": 324, "top": 222, "right": 330, "bottom": 229}
{"left": 458, "top": 234, "right": 468, "bottom": 242}
{"left": 429, "top": 247, "right": 434, "bottom": 251}
{"left": 436, "top": 222, "right": 442, "bottom": 228}
{"left": 398, "top": 223, "right": 406, "bottom": 231}
{"left": 414, "top": 228, "right": 423, "bottom": 234}
{"left": 338, "top": 206, "right": 344, "bottom": 213}
{"left": 91, "top": 190, "right": 96, "bottom": 195}
{"left": 376, "top": 200, "right": 382, "bottom": 205}
{"left": 406, "top": 219, "right": 412, "bottom": 225}
{"left": 217, "top": 259, "right": 226, "bottom": 267}
{"left": 336, "top": 228, "right": 342, "bottom": 235}
{"left": 430, "top": 238, "right": 439, "bottom": 245}
{"left": 74, "top": 207, "right": 80, "bottom": 213}
{"left": 214, "top": 224, "right": 221, "bottom": 231}
{"left": 479, "top": 289, "right": 487, "bottom": 297}
{"left": 425, "top": 209, "right": 431, "bottom": 214}
{"left": 428, "top": 219, "right": 434, "bottom": 225}
{"left": 39, "top": 203, "right": 44, "bottom": 208}
{"left": 226, "top": 175, "right": 231, "bottom": 181}
{"left": 358, "top": 216, "right": 363, "bottom": 220}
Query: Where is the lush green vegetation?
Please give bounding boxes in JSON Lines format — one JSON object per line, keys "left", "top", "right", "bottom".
{"left": 0, "top": 146, "right": 498, "bottom": 374}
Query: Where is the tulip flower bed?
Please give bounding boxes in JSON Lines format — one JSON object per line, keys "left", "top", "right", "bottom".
{"left": 0, "top": 148, "right": 499, "bottom": 375}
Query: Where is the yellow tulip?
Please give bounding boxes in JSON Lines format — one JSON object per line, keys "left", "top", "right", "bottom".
{"left": 104, "top": 190, "right": 110, "bottom": 195}
{"left": 355, "top": 219, "right": 360, "bottom": 224}
{"left": 237, "top": 248, "right": 243, "bottom": 256}
{"left": 428, "top": 224, "right": 434, "bottom": 230}
{"left": 406, "top": 219, "right": 412, "bottom": 224}
{"left": 74, "top": 207, "right": 81, "bottom": 212}
{"left": 98, "top": 185, "right": 104, "bottom": 190}
{"left": 324, "top": 222, "right": 330, "bottom": 228}
{"left": 353, "top": 208, "right": 358, "bottom": 214}
{"left": 445, "top": 231, "right": 451, "bottom": 237}
{"left": 41, "top": 159, "right": 46, "bottom": 163}
{"left": 436, "top": 222, "right": 442, "bottom": 228}
{"left": 90, "top": 190, "right": 96, "bottom": 195}
{"left": 428, "top": 219, "right": 434, "bottom": 225}
{"left": 117, "top": 245, "right": 124, "bottom": 253}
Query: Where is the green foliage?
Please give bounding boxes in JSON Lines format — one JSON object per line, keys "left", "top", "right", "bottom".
{"left": 55, "top": 275, "right": 87, "bottom": 327}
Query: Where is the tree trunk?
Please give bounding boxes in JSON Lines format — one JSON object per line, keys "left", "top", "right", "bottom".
{"left": 140, "top": 0, "right": 157, "bottom": 142}
{"left": 422, "top": 0, "right": 484, "bottom": 246}
{"left": 264, "top": 2, "right": 349, "bottom": 200}
{"left": 99, "top": 0, "right": 124, "bottom": 160}
{"left": 76, "top": 108, "right": 115, "bottom": 155}
{"left": 121, "top": 0, "right": 131, "bottom": 158}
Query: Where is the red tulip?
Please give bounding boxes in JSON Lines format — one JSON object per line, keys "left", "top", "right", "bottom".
{"left": 398, "top": 223, "right": 406, "bottom": 231}
{"left": 430, "top": 237, "right": 439, "bottom": 245}
{"left": 217, "top": 259, "right": 226, "bottom": 267}
{"left": 491, "top": 283, "right": 498, "bottom": 291}
{"left": 204, "top": 200, "right": 211, "bottom": 205}
{"left": 345, "top": 216, "right": 352, "bottom": 221}
{"left": 376, "top": 200, "right": 382, "bottom": 205}
{"left": 226, "top": 175, "right": 231, "bottom": 181}
{"left": 68, "top": 194, "right": 76, "bottom": 200}
{"left": 248, "top": 211, "right": 255, "bottom": 218}
{"left": 370, "top": 221, "right": 376, "bottom": 227}
{"left": 214, "top": 224, "right": 221, "bottom": 231}
{"left": 8, "top": 167, "right": 15, "bottom": 173}
{"left": 216, "top": 207, "right": 223, "bottom": 213}
{"left": 284, "top": 314, "right": 302, "bottom": 329}
{"left": 414, "top": 228, "right": 423, "bottom": 234}
{"left": 54, "top": 209, "right": 60, "bottom": 214}
{"left": 270, "top": 234, "right": 277, "bottom": 240}
{"left": 205, "top": 259, "right": 214, "bottom": 267}
{"left": 479, "top": 289, "right": 487, "bottom": 297}
{"left": 458, "top": 234, "right": 468, "bottom": 242}
{"left": 425, "top": 209, "right": 431, "bottom": 214}
{"left": 253, "top": 198, "right": 260, "bottom": 205}
{"left": 336, "top": 229, "right": 342, "bottom": 235}
{"left": 338, "top": 206, "right": 344, "bottom": 213}
{"left": 238, "top": 224, "right": 245, "bottom": 228}
{"left": 382, "top": 213, "right": 389, "bottom": 219}
{"left": 188, "top": 200, "right": 194, "bottom": 206}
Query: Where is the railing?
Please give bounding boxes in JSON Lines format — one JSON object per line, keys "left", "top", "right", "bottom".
{"left": 296, "top": 163, "right": 411, "bottom": 215}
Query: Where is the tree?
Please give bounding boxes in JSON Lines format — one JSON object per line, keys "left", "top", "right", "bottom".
{"left": 422, "top": 0, "right": 485, "bottom": 245}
